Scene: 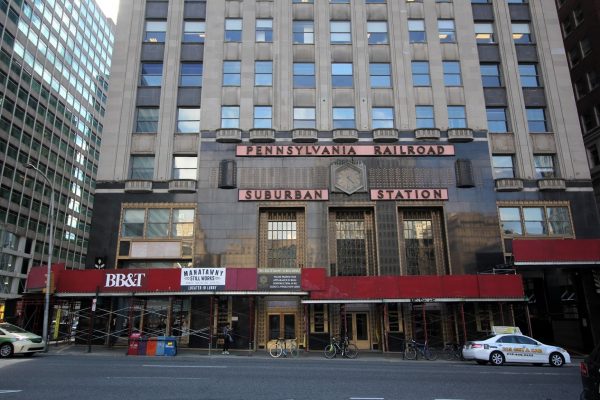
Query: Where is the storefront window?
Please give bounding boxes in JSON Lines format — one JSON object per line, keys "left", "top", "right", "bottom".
{"left": 310, "top": 304, "right": 328, "bottom": 333}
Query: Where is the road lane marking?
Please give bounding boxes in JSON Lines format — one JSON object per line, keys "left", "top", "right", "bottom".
{"left": 142, "top": 365, "right": 227, "bottom": 368}
{"left": 349, "top": 398, "right": 384, "bottom": 399}
{"left": 0, "top": 390, "right": 22, "bottom": 394}
{"left": 107, "top": 377, "right": 209, "bottom": 380}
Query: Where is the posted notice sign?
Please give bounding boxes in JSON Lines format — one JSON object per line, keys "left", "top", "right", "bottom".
{"left": 257, "top": 268, "right": 301, "bottom": 291}
{"left": 180, "top": 268, "right": 226, "bottom": 291}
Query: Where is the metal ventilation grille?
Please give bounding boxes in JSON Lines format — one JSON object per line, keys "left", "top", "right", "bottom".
{"left": 368, "top": 167, "right": 456, "bottom": 188}
{"left": 239, "top": 167, "right": 328, "bottom": 188}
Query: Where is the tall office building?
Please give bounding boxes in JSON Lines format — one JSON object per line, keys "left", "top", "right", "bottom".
{"left": 555, "top": 0, "right": 600, "bottom": 213}
{"left": 0, "top": 0, "right": 114, "bottom": 321}
{"left": 44, "top": 0, "right": 599, "bottom": 352}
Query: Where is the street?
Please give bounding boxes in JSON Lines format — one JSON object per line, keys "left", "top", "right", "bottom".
{"left": 0, "top": 348, "right": 581, "bottom": 400}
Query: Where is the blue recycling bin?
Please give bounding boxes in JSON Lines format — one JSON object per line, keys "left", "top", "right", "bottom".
{"left": 155, "top": 336, "right": 166, "bottom": 356}
{"left": 164, "top": 337, "right": 177, "bottom": 356}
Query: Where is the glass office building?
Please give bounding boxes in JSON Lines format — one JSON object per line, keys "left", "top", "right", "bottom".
{"left": 0, "top": 0, "right": 114, "bottom": 319}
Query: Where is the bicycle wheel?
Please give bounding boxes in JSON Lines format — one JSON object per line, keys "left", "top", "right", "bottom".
{"left": 269, "top": 341, "right": 283, "bottom": 358}
{"left": 289, "top": 343, "right": 300, "bottom": 358}
{"left": 425, "top": 347, "right": 438, "bottom": 361}
{"left": 324, "top": 344, "right": 336, "bottom": 359}
{"left": 344, "top": 344, "right": 358, "bottom": 359}
{"left": 404, "top": 345, "right": 417, "bottom": 360}
{"left": 443, "top": 347, "right": 455, "bottom": 361}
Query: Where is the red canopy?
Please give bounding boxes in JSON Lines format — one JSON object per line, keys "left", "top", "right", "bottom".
{"left": 513, "top": 239, "right": 600, "bottom": 265}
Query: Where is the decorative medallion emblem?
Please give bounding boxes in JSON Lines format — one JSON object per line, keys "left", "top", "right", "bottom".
{"left": 331, "top": 162, "right": 366, "bottom": 195}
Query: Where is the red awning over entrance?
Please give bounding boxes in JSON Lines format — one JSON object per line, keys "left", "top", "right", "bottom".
{"left": 301, "top": 269, "right": 524, "bottom": 301}
{"left": 513, "top": 239, "right": 600, "bottom": 266}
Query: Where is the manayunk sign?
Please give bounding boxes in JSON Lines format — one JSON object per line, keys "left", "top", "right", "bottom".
{"left": 236, "top": 145, "right": 454, "bottom": 157}
{"left": 180, "top": 268, "right": 226, "bottom": 291}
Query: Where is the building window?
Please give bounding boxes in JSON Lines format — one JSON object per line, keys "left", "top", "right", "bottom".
{"left": 259, "top": 210, "right": 304, "bottom": 269}
{"left": 480, "top": 63, "right": 501, "bottom": 87}
{"left": 474, "top": 23, "right": 494, "bottom": 44}
{"left": 221, "top": 106, "right": 240, "bottom": 128}
{"left": 122, "top": 209, "right": 146, "bottom": 237}
{"left": 561, "top": 17, "right": 574, "bottom": 37}
{"left": 580, "top": 38, "right": 592, "bottom": 58}
{"left": 589, "top": 71, "right": 600, "bottom": 90}
{"left": 416, "top": 105, "right": 434, "bottom": 128}
{"left": 333, "top": 107, "right": 355, "bottom": 129}
{"left": 310, "top": 304, "right": 328, "bottom": 334}
{"left": 183, "top": 21, "right": 205, "bottom": 43}
{"left": 568, "top": 46, "right": 582, "bottom": 67}
{"left": 144, "top": 20, "right": 166, "bottom": 43}
{"left": 408, "top": 19, "right": 426, "bottom": 43}
{"left": 223, "top": 61, "right": 241, "bottom": 86}
{"left": 438, "top": 20, "right": 455, "bottom": 43}
{"left": 486, "top": 107, "right": 508, "bottom": 133}
{"left": 293, "top": 63, "right": 315, "bottom": 88}
{"left": 332, "top": 63, "right": 353, "bottom": 87}
{"left": 582, "top": 109, "right": 599, "bottom": 132}
{"left": 330, "top": 209, "right": 377, "bottom": 276}
{"left": 512, "top": 23, "right": 532, "bottom": 43}
{"left": 140, "top": 63, "right": 163, "bottom": 86}
{"left": 400, "top": 209, "right": 447, "bottom": 276}
{"left": 330, "top": 0, "right": 350, "bottom": 3}
{"left": 293, "top": 21, "right": 314, "bottom": 44}
{"left": 367, "top": 21, "right": 388, "bottom": 44}
{"left": 293, "top": 0, "right": 314, "bottom": 2}
{"left": 574, "top": 79, "right": 588, "bottom": 99}
{"left": 412, "top": 61, "right": 430, "bottom": 86}
{"left": 225, "top": 19, "right": 243, "bottom": 42}
{"left": 135, "top": 107, "right": 159, "bottom": 133}
{"left": 256, "top": 19, "right": 273, "bottom": 42}
{"left": 180, "top": 63, "right": 203, "bottom": 87}
{"left": 366, "top": 0, "right": 386, "bottom": 2}
{"left": 121, "top": 207, "right": 194, "bottom": 238}
{"left": 443, "top": 61, "right": 462, "bottom": 86}
{"left": 255, "top": 61, "right": 273, "bottom": 86}
{"left": 176, "top": 108, "right": 201, "bottom": 133}
{"left": 448, "top": 105, "right": 466, "bottom": 128}
{"left": 330, "top": 21, "right": 351, "bottom": 44}
{"left": 499, "top": 205, "right": 573, "bottom": 237}
{"left": 519, "top": 64, "right": 540, "bottom": 87}
{"left": 492, "top": 155, "right": 515, "bottom": 178}
{"left": 254, "top": 106, "right": 272, "bottom": 129}
{"left": 573, "top": 6, "right": 584, "bottom": 25}
{"left": 526, "top": 108, "right": 548, "bottom": 132}
{"left": 294, "top": 107, "right": 316, "bottom": 129}
{"left": 173, "top": 156, "right": 198, "bottom": 180}
{"left": 534, "top": 155, "right": 556, "bottom": 178}
{"left": 370, "top": 63, "right": 391, "bottom": 88}
{"left": 130, "top": 155, "right": 154, "bottom": 180}
{"left": 372, "top": 107, "right": 394, "bottom": 129}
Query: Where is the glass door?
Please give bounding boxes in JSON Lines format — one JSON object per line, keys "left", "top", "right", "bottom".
{"left": 344, "top": 312, "right": 370, "bottom": 349}
{"left": 268, "top": 313, "right": 296, "bottom": 340}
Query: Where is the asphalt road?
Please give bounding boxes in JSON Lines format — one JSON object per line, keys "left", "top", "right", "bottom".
{"left": 0, "top": 349, "right": 582, "bottom": 400}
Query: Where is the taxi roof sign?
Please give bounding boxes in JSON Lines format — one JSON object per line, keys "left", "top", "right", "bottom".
{"left": 491, "top": 326, "right": 522, "bottom": 335}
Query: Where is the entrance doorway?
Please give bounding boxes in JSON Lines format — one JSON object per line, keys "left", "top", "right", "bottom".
{"left": 344, "top": 312, "right": 370, "bottom": 349}
{"left": 268, "top": 313, "right": 296, "bottom": 340}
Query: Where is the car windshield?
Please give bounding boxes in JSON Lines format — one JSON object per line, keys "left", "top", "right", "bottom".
{"left": 0, "top": 323, "right": 29, "bottom": 334}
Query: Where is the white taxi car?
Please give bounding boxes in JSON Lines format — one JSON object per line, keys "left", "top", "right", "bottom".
{"left": 0, "top": 322, "right": 46, "bottom": 358}
{"left": 463, "top": 331, "right": 571, "bottom": 367}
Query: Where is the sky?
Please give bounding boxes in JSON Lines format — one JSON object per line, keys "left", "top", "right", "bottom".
{"left": 96, "top": 0, "right": 120, "bottom": 23}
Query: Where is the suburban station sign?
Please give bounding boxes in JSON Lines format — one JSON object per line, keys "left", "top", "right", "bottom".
{"left": 236, "top": 145, "right": 455, "bottom": 157}
{"left": 239, "top": 189, "right": 329, "bottom": 201}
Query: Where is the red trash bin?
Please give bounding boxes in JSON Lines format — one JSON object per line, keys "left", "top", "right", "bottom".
{"left": 127, "top": 332, "right": 141, "bottom": 356}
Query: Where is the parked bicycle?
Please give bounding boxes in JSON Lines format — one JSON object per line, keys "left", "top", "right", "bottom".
{"left": 442, "top": 342, "right": 463, "bottom": 361}
{"left": 404, "top": 339, "right": 438, "bottom": 361}
{"left": 268, "top": 338, "right": 299, "bottom": 358}
{"left": 324, "top": 336, "right": 358, "bottom": 359}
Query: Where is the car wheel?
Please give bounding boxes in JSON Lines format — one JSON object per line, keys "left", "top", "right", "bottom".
{"left": 549, "top": 352, "right": 565, "bottom": 367}
{"left": 489, "top": 351, "right": 505, "bottom": 366}
{"left": 0, "top": 343, "right": 13, "bottom": 358}
{"left": 476, "top": 360, "right": 487, "bottom": 365}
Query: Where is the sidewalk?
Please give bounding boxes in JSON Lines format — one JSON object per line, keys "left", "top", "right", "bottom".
{"left": 46, "top": 343, "right": 584, "bottom": 365}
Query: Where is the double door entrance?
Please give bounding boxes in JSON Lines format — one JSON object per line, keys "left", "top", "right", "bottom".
{"left": 344, "top": 312, "right": 370, "bottom": 349}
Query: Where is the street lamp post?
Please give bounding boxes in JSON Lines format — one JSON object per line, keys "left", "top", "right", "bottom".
{"left": 25, "top": 163, "right": 55, "bottom": 352}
